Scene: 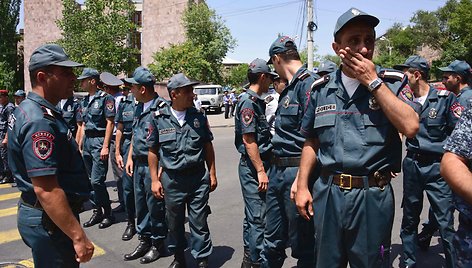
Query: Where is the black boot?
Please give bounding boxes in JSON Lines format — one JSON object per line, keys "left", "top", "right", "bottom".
{"left": 197, "top": 257, "right": 208, "bottom": 268}
{"left": 139, "top": 239, "right": 164, "bottom": 264}
{"left": 418, "top": 227, "right": 436, "bottom": 251}
{"left": 83, "top": 209, "right": 103, "bottom": 228}
{"left": 124, "top": 236, "right": 151, "bottom": 261}
{"left": 241, "top": 247, "right": 251, "bottom": 268}
{"left": 98, "top": 206, "right": 114, "bottom": 229}
{"left": 168, "top": 252, "right": 186, "bottom": 268}
{"left": 122, "top": 220, "right": 136, "bottom": 241}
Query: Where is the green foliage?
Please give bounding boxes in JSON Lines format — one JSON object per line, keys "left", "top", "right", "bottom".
{"left": 0, "top": 0, "right": 21, "bottom": 92}
{"left": 224, "top": 64, "right": 249, "bottom": 88}
{"left": 57, "top": 0, "right": 139, "bottom": 75}
{"left": 150, "top": 2, "right": 236, "bottom": 84}
{"left": 0, "top": 61, "right": 16, "bottom": 91}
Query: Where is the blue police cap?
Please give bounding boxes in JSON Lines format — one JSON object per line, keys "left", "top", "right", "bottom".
{"left": 124, "top": 67, "right": 156, "bottom": 86}
{"left": 334, "top": 8, "right": 379, "bottom": 37}
{"left": 268, "top": 36, "right": 297, "bottom": 64}
{"left": 14, "top": 89, "right": 26, "bottom": 97}
{"left": 167, "top": 73, "right": 199, "bottom": 93}
{"left": 77, "top": 68, "right": 100, "bottom": 80}
{"left": 29, "top": 44, "right": 83, "bottom": 72}
{"left": 393, "top": 55, "right": 430, "bottom": 74}
{"left": 249, "top": 58, "right": 277, "bottom": 76}
{"left": 100, "top": 72, "right": 123, "bottom": 87}
{"left": 316, "top": 60, "right": 337, "bottom": 75}
{"left": 439, "top": 60, "right": 472, "bottom": 78}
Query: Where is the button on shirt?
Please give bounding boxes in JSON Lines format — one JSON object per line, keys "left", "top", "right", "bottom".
{"left": 8, "top": 92, "right": 90, "bottom": 197}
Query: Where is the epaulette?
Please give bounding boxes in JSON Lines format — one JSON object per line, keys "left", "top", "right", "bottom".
{"left": 99, "top": 91, "right": 106, "bottom": 97}
{"left": 310, "top": 75, "right": 330, "bottom": 91}
{"left": 41, "top": 106, "right": 56, "bottom": 121}
{"left": 250, "top": 96, "right": 258, "bottom": 102}
{"left": 73, "top": 98, "right": 79, "bottom": 102}
{"left": 298, "top": 72, "right": 311, "bottom": 81}
{"left": 378, "top": 69, "right": 405, "bottom": 82}
{"left": 437, "top": 90, "right": 451, "bottom": 97}
{"left": 158, "top": 100, "right": 167, "bottom": 108}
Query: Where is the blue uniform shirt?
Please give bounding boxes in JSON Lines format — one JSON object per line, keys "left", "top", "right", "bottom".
{"left": 234, "top": 89, "right": 272, "bottom": 155}
{"left": 444, "top": 105, "right": 472, "bottom": 220}
{"left": 406, "top": 87, "right": 462, "bottom": 155}
{"left": 8, "top": 92, "right": 91, "bottom": 197}
{"left": 115, "top": 94, "right": 135, "bottom": 137}
{"left": 57, "top": 97, "right": 82, "bottom": 135}
{"left": 272, "top": 65, "right": 319, "bottom": 157}
{"left": 457, "top": 86, "right": 472, "bottom": 108}
{"left": 0, "top": 102, "right": 15, "bottom": 134}
{"left": 132, "top": 96, "right": 168, "bottom": 157}
{"left": 82, "top": 90, "right": 115, "bottom": 132}
{"left": 147, "top": 105, "right": 213, "bottom": 170}
{"left": 301, "top": 67, "right": 420, "bottom": 174}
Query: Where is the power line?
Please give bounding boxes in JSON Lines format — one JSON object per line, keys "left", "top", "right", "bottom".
{"left": 220, "top": 0, "right": 303, "bottom": 18}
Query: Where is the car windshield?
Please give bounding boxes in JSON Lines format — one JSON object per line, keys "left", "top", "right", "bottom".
{"left": 195, "top": 88, "right": 217, "bottom": 95}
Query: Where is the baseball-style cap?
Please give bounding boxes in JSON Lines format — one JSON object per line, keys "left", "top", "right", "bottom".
{"left": 167, "top": 73, "right": 199, "bottom": 92}
{"left": 77, "top": 68, "right": 100, "bottom": 80}
{"left": 249, "top": 58, "right": 277, "bottom": 76}
{"left": 14, "top": 89, "right": 26, "bottom": 97}
{"left": 100, "top": 72, "right": 123, "bottom": 87}
{"left": 29, "top": 44, "right": 84, "bottom": 72}
{"left": 316, "top": 60, "right": 337, "bottom": 75}
{"left": 393, "top": 55, "right": 430, "bottom": 74}
{"left": 334, "top": 8, "right": 379, "bottom": 37}
{"left": 439, "top": 60, "right": 472, "bottom": 78}
{"left": 124, "top": 67, "right": 156, "bottom": 86}
{"left": 0, "top": 90, "right": 8, "bottom": 96}
{"left": 268, "top": 36, "right": 297, "bottom": 64}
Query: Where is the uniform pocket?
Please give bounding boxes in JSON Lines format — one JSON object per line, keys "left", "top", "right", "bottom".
{"left": 279, "top": 105, "right": 299, "bottom": 129}
{"left": 363, "top": 114, "right": 390, "bottom": 145}
{"left": 159, "top": 132, "right": 177, "bottom": 151}
{"left": 314, "top": 113, "right": 336, "bottom": 146}
{"left": 426, "top": 117, "right": 446, "bottom": 141}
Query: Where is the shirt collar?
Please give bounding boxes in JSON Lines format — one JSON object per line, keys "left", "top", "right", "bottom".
{"left": 27, "top": 92, "right": 61, "bottom": 114}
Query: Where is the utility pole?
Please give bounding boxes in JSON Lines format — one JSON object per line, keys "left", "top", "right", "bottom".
{"left": 307, "top": 0, "right": 314, "bottom": 71}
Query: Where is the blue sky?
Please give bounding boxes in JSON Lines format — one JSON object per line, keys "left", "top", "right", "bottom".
{"left": 19, "top": 0, "right": 447, "bottom": 64}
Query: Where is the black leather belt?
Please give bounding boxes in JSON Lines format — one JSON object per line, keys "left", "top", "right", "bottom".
{"left": 241, "top": 152, "right": 273, "bottom": 162}
{"left": 406, "top": 151, "right": 442, "bottom": 163}
{"left": 20, "top": 193, "right": 43, "bottom": 210}
{"left": 85, "top": 130, "right": 106, "bottom": 138}
{"left": 321, "top": 168, "right": 391, "bottom": 190}
{"left": 272, "top": 156, "right": 301, "bottom": 167}
{"left": 20, "top": 193, "right": 84, "bottom": 213}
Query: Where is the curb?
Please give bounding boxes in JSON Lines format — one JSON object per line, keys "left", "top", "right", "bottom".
{"left": 211, "top": 124, "right": 235, "bottom": 129}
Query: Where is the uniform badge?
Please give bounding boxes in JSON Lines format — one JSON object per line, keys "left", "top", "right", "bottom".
{"left": 106, "top": 100, "right": 115, "bottom": 111}
{"left": 32, "top": 131, "right": 55, "bottom": 160}
{"left": 241, "top": 108, "right": 254, "bottom": 127}
{"left": 450, "top": 102, "right": 464, "bottom": 118}
{"left": 193, "top": 118, "right": 201, "bottom": 128}
{"left": 351, "top": 8, "right": 360, "bottom": 16}
{"left": 265, "top": 95, "right": 274, "bottom": 104}
{"left": 93, "top": 101, "right": 99, "bottom": 109}
{"left": 428, "top": 108, "right": 437, "bottom": 119}
{"left": 283, "top": 96, "right": 290, "bottom": 108}
{"left": 369, "top": 96, "right": 380, "bottom": 110}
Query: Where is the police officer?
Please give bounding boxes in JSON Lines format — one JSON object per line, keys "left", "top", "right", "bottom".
{"left": 394, "top": 55, "right": 458, "bottom": 268}
{"left": 235, "top": 58, "right": 274, "bottom": 267}
{"left": 148, "top": 73, "right": 217, "bottom": 268}
{"left": 9, "top": 43, "right": 94, "bottom": 267}
{"left": 441, "top": 106, "right": 472, "bottom": 267}
{"left": 0, "top": 89, "right": 15, "bottom": 184}
{"left": 78, "top": 67, "right": 116, "bottom": 229}
{"left": 316, "top": 60, "right": 337, "bottom": 77}
{"left": 123, "top": 67, "right": 168, "bottom": 264}
{"left": 14, "top": 89, "right": 26, "bottom": 106}
{"left": 262, "top": 36, "right": 319, "bottom": 268}
{"left": 57, "top": 95, "right": 83, "bottom": 142}
{"left": 223, "top": 90, "right": 231, "bottom": 119}
{"left": 115, "top": 91, "right": 137, "bottom": 241}
{"left": 296, "top": 8, "right": 420, "bottom": 267}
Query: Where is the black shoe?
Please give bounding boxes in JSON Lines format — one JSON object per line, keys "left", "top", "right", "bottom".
{"left": 122, "top": 222, "right": 136, "bottom": 241}
{"left": 418, "top": 229, "right": 434, "bottom": 251}
{"left": 241, "top": 247, "right": 251, "bottom": 268}
{"left": 112, "top": 204, "right": 125, "bottom": 213}
{"left": 83, "top": 209, "right": 103, "bottom": 228}
{"left": 197, "top": 257, "right": 208, "bottom": 268}
{"left": 139, "top": 240, "right": 164, "bottom": 264}
{"left": 98, "top": 214, "right": 114, "bottom": 229}
{"left": 124, "top": 238, "right": 151, "bottom": 261}
{"left": 0, "top": 177, "right": 13, "bottom": 184}
{"left": 168, "top": 252, "right": 186, "bottom": 268}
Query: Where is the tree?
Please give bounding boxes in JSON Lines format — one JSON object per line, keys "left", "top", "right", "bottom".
{"left": 57, "top": 0, "right": 139, "bottom": 76}
{"left": 224, "top": 64, "right": 249, "bottom": 88}
{"left": 149, "top": 2, "right": 236, "bottom": 84}
{"left": 0, "top": 0, "right": 21, "bottom": 92}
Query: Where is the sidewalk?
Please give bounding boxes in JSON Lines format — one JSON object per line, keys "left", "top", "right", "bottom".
{"left": 207, "top": 110, "right": 235, "bottom": 128}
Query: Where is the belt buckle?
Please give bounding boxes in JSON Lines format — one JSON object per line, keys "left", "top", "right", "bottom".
{"left": 339, "top": 174, "right": 352, "bottom": 190}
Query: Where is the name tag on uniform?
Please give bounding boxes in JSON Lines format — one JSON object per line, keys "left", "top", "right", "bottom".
{"left": 159, "top": 128, "right": 176, "bottom": 135}
{"left": 315, "top": 104, "right": 336, "bottom": 114}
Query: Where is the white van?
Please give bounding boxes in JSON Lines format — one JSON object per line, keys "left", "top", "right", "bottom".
{"left": 194, "top": 84, "right": 224, "bottom": 113}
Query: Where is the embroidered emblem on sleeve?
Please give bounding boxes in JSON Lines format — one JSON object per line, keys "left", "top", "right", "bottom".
{"left": 32, "top": 131, "right": 55, "bottom": 160}
{"left": 241, "top": 108, "right": 254, "bottom": 127}
{"left": 106, "top": 100, "right": 115, "bottom": 111}
{"left": 450, "top": 102, "right": 464, "bottom": 118}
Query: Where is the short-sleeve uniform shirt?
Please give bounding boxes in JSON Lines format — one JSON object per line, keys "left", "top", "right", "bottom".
{"left": 82, "top": 90, "right": 115, "bottom": 132}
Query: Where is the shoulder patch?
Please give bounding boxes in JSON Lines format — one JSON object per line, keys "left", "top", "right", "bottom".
{"left": 310, "top": 75, "right": 330, "bottom": 91}
{"left": 32, "top": 131, "right": 55, "bottom": 160}
{"left": 450, "top": 102, "right": 464, "bottom": 118}
{"left": 298, "top": 72, "right": 310, "bottom": 81}
{"left": 438, "top": 90, "right": 451, "bottom": 97}
{"left": 41, "top": 106, "right": 56, "bottom": 121}
{"left": 241, "top": 108, "right": 254, "bottom": 127}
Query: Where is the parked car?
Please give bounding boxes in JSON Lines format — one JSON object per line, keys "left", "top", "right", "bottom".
{"left": 194, "top": 84, "right": 224, "bottom": 113}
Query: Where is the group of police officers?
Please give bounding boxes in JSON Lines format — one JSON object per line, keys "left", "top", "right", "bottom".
{"left": 6, "top": 6, "right": 472, "bottom": 268}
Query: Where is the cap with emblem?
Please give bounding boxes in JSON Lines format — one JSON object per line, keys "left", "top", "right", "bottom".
{"left": 125, "top": 67, "right": 156, "bottom": 86}
{"left": 334, "top": 8, "right": 379, "bottom": 37}
{"left": 249, "top": 58, "right": 278, "bottom": 76}
{"left": 14, "top": 89, "right": 26, "bottom": 97}
{"left": 316, "top": 60, "right": 337, "bottom": 75}
{"left": 439, "top": 60, "right": 471, "bottom": 78}
{"left": 77, "top": 68, "right": 100, "bottom": 80}
{"left": 0, "top": 90, "right": 8, "bottom": 96}
{"left": 393, "top": 55, "right": 430, "bottom": 74}
{"left": 268, "top": 36, "right": 297, "bottom": 64}
{"left": 100, "top": 72, "right": 123, "bottom": 87}
{"left": 29, "top": 44, "right": 84, "bottom": 72}
{"left": 167, "top": 73, "right": 199, "bottom": 93}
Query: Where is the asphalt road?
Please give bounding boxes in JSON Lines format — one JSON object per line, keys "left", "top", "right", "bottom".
{"left": 0, "top": 120, "right": 455, "bottom": 267}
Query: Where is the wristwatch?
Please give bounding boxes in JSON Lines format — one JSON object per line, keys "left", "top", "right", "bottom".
{"left": 367, "top": 78, "right": 383, "bottom": 92}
